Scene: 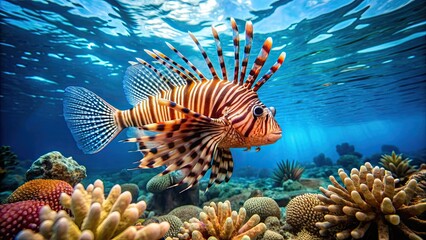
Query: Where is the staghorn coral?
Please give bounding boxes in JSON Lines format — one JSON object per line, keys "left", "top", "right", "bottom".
{"left": 285, "top": 193, "right": 325, "bottom": 236}
{"left": 0, "top": 200, "right": 46, "bottom": 240}
{"left": 26, "top": 151, "right": 86, "bottom": 186}
{"left": 243, "top": 197, "right": 281, "bottom": 222}
{"left": 7, "top": 179, "right": 73, "bottom": 211}
{"left": 15, "top": 179, "right": 170, "bottom": 240}
{"left": 178, "top": 200, "right": 266, "bottom": 240}
{"left": 380, "top": 151, "right": 417, "bottom": 184}
{"left": 315, "top": 162, "right": 426, "bottom": 240}
{"left": 272, "top": 160, "right": 304, "bottom": 187}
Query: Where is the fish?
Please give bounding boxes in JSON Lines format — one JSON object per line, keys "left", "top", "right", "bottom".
{"left": 63, "top": 18, "right": 286, "bottom": 191}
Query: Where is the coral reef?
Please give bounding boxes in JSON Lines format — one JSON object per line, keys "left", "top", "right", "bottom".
{"left": 26, "top": 151, "right": 86, "bottom": 186}
{"left": 0, "top": 146, "right": 19, "bottom": 181}
{"left": 381, "top": 144, "right": 400, "bottom": 154}
{"left": 336, "top": 154, "right": 361, "bottom": 170}
{"left": 272, "top": 160, "right": 304, "bottom": 187}
{"left": 313, "top": 153, "right": 332, "bottom": 167}
{"left": 0, "top": 200, "right": 46, "bottom": 239}
{"left": 121, "top": 183, "right": 140, "bottom": 203}
{"left": 380, "top": 151, "right": 417, "bottom": 184}
{"left": 0, "top": 146, "right": 24, "bottom": 192}
{"left": 15, "top": 179, "right": 170, "bottom": 240}
{"left": 7, "top": 179, "right": 73, "bottom": 211}
{"left": 178, "top": 200, "right": 266, "bottom": 240}
{"left": 144, "top": 214, "right": 183, "bottom": 238}
{"left": 282, "top": 180, "right": 305, "bottom": 192}
{"left": 168, "top": 205, "right": 203, "bottom": 223}
{"left": 285, "top": 193, "right": 325, "bottom": 236}
{"left": 315, "top": 162, "right": 426, "bottom": 239}
{"left": 243, "top": 197, "right": 281, "bottom": 222}
{"left": 408, "top": 164, "right": 426, "bottom": 201}
{"left": 292, "top": 229, "right": 322, "bottom": 240}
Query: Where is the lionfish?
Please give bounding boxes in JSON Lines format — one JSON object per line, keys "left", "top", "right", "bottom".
{"left": 64, "top": 18, "right": 285, "bottom": 190}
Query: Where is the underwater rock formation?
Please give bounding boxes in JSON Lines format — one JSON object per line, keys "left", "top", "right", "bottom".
{"left": 380, "top": 151, "right": 417, "bottom": 184}
{"left": 315, "top": 162, "right": 426, "bottom": 239}
{"left": 336, "top": 154, "right": 361, "bottom": 170}
{"left": 381, "top": 144, "right": 400, "bottom": 154}
{"left": 243, "top": 197, "right": 281, "bottom": 222}
{"left": 313, "top": 153, "right": 332, "bottom": 167}
{"left": 285, "top": 193, "right": 325, "bottom": 237}
{"left": 336, "top": 142, "right": 362, "bottom": 158}
{"left": 15, "top": 179, "right": 170, "bottom": 240}
{"left": 25, "top": 151, "right": 86, "bottom": 186}
{"left": 7, "top": 179, "right": 73, "bottom": 211}
{"left": 177, "top": 200, "right": 267, "bottom": 240}
{"left": 271, "top": 160, "right": 304, "bottom": 187}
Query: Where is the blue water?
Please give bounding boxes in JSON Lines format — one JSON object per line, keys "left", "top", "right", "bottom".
{"left": 0, "top": 0, "right": 425, "bottom": 171}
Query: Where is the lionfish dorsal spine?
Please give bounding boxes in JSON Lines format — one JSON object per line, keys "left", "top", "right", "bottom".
{"left": 165, "top": 42, "right": 207, "bottom": 81}
{"left": 252, "top": 52, "right": 286, "bottom": 92}
{"left": 189, "top": 31, "right": 220, "bottom": 80}
{"left": 239, "top": 20, "right": 253, "bottom": 85}
{"left": 152, "top": 49, "right": 198, "bottom": 81}
{"left": 244, "top": 37, "right": 273, "bottom": 89}
{"left": 211, "top": 25, "right": 228, "bottom": 81}
{"left": 135, "top": 58, "right": 175, "bottom": 89}
{"left": 231, "top": 18, "right": 240, "bottom": 85}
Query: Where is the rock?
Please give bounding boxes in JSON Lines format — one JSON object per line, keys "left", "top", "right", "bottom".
{"left": 282, "top": 180, "right": 305, "bottom": 191}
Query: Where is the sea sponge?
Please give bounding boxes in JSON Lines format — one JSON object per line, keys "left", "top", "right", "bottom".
{"left": 243, "top": 197, "right": 281, "bottom": 222}
{"left": 7, "top": 179, "right": 73, "bottom": 211}
{"left": 380, "top": 151, "right": 417, "bottom": 184}
{"left": 285, "top": 193, "right": 325, "bottom": 236}
{"left": 168, "top": 205, "right": 203, "bottom": 222}
{"left": 315, "top": 162, "right": 426, "bottom": 239}
{"left": 178, "top": 200, "right": 266, "bottom": 240}
{"left": 0, "top": 200, "right": 46, "bottom": 240}
{"left": 26, "top": 151, "right": 86, "bottom": 186}
{"left": 15, "top": 179, "right": 170, "bottom": 240}
{"left": 145, "top": 215, "right": 183, "bottom": 238}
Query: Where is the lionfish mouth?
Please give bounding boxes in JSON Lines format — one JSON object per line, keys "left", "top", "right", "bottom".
{"left": 267, "top": 131, "right": 282, "bottom": 143}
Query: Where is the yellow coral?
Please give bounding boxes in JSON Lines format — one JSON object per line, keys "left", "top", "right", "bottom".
{"left": 178, "top": 200, "right": 266, "bottom": 240}
{"left": 315, "top": 162, "right": 426, "bottom": 240}
{"left": 15, "top": 179, "right": 169, "bottom": 240}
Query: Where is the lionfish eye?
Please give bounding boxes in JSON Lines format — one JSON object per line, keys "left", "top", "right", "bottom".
{"left": 269, "top": 106, "right": 276, "bottom": 117}
{"left": 253, "top": 106, "right": 264, "bottom": 117}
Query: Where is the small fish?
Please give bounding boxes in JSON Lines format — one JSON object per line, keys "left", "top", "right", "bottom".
{"left": 63, "top": 18, "right": 285, "bottom": 191}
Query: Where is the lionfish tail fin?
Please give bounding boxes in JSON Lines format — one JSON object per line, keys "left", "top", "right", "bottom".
{"left": 63, "top": 86, "right": 121, "bottom": 154}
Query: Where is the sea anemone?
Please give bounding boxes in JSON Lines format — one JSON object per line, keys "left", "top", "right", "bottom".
{"left": 272, "top": 159, "right": 304, "bottom": 187}
{"left": 314, "top": 162, "right": 426, "bottom": 239}
{"left": 380, "top": 151, "right": 417, "bottom": 184}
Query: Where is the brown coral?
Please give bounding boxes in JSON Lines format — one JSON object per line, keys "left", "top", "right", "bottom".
{"left": 285, "top": 193, "right": 325, "bottom": 236}
{"left": 15, "top": 179, "right": 169, "bottom": 240}
{"left": 243, "top": 197, "right": 281, "bottom": 222}
{"left": 315, "top": 162, "right": 426, "bottom": 239}
{"left": 380, "top": 151, "right": 417, "bottom": 184}
{"left": 178, "top": 200, "right": 266, "bottom": 240}
{"left": 7, "top": 179, "right": 73, "bottom": 211}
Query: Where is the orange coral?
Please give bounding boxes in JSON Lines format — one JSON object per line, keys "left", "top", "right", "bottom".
{"left": 7, "top": 179, "right": 73, "bottom": 211}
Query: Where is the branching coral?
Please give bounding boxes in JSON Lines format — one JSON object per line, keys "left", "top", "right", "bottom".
{"left": 177, "top": 200, "right": 266, "bottom": 240}
{"left": 380, "top": 151, "right": 417, "bottom": 184}
{"left": 15, "top": 179, "right": 169, "bottom": 240}
{"left": 272, "top": 160, "right": 304, "bottom": 187}
{"left": 314, "top": 162, "right": 426, "bottom": 240}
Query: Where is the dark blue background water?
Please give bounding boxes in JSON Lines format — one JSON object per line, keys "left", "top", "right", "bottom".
{"left": 1, "top": 0, "right": 425, "bottom": 172}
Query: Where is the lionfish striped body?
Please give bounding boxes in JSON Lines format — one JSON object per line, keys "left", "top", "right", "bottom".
{"left": 64, "top": 18, "right": 286, "bottom": 190}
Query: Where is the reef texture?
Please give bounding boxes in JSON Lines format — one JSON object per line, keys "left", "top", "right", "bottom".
{"left": 16, "top": 179, "right": 170, "bottom": 240}
{"left": 168, "top": 205, "right": 203, "bottom": 223}
{"left": 285, "top": 193, "right": 325, "bottom": 236}
{"left": 243, "top": 197, "right": 281, "bottom": 222}
{"left": 25, "top": 151, "right": 87, "bottom": 186}
{"left": 7, "top": 179, "right": 73, "bottom": 211}
{"left": 313, "top": 153, "right": 332, "bottom": 167}
{"left": 144, "top": 214, "right": 183, "bottom": 238}
{"left": 0, "top": 146, "right": 19, "bottom": 181}
{"left": 177, "top": 200, "right": 266, "bottom": 240}
{"left": 380, "top": 151, "right": 417, "bottom": 184}
{"left": 0, "top": 200, "right": 46, "bottom": 240}
{"left": 272, "top": 159, "right": 304, "bottom": 187}
{"left": 315, "top": 162, "right": 426, "bottom": 240}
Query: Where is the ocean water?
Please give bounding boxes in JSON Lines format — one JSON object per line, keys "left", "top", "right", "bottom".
{"left": 0, "top": 0, "right": 425, "bottom": 172}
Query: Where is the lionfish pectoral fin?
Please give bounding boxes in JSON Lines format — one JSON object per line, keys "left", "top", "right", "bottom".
{"left": 125, "top": 100, "right": 231, "bottom": 191}
{"left": 206, "top": 147, "right": 233, "bottom": 191}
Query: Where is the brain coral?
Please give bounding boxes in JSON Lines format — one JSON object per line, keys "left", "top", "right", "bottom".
{"left": 146, "top": 172, "right": 181, "bottom": 193}
{"left": 0, "top": 200, "right": 45, "bottom": 240}
{"left": 25, "top": 151, "right": 86, "bottom": 186}
{"left": 145, "top": 215, "right": 183, "bottom": 238}
{"left": 7, "top": 179, "right": 73, "bottom": 211}
{"left": 168, "top": 205, "right": 203, "bottom": 222}
{"left": 285, "top": 193, "right": 325, "bottom": 236}
{"left": 243, "top": 197, "right": 281, "bottom": 222}
{"left": 315, "top": 162, "right": 426, "bottom": 239}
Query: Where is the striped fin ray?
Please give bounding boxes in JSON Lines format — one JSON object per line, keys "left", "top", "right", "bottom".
{"left": 165, "top": 42, "right": 207, "bottom": 81}
{"left": 152, "top": 49, "right": 198, "bottom": 82}
{"left": 239, "top": 20, "right": 253, "bottom": 85}
{"left": 207, "top": 148, "right": 233, "bottom": 190}
{"left": 189, "top": 31, "right": 219, "bottom": 80}
{"left": 211, "top": 26, "right": 228, "bottom": 81}
{"left": 244, "top": 37, "right": 273, "bottom": 89}
{"left": 123, "top": 62, "right": 171, "bottom": 106}
{"left": 253, "top": 52, "right": 286, "bottom": 92}
{"left": 231, "top": 18, "right": 240, "bottom": 84}
{"left": 144, "top": 49, "right": 194, "bottom": 84}
{"left": 134, "top": 58, "right": 176, "bottom": 88}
